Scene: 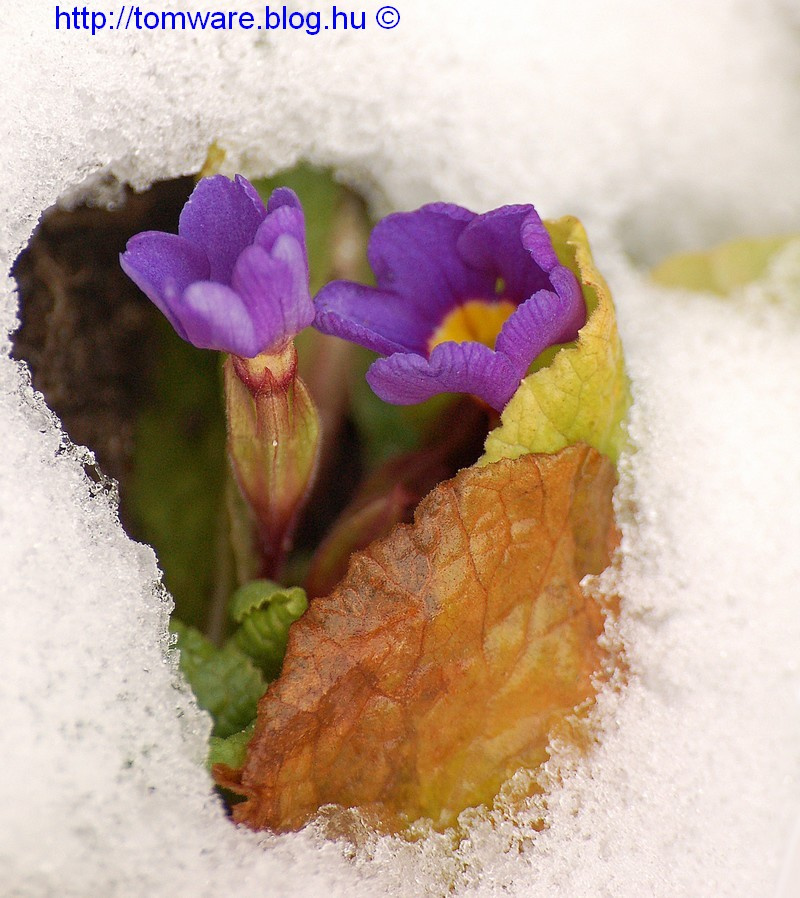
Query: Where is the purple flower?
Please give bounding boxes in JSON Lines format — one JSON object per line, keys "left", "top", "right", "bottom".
{"left": 120, "top": 175, "right": 313, "bottom": 358}
{"left": 313, "top": 203, "right": 585, "bottom": 411}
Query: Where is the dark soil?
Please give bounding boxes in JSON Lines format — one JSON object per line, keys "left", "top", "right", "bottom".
{"left": 11, "top": 178, "right": 193, "bottom": 526}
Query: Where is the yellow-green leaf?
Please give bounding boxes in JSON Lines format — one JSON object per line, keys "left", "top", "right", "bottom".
{"left": 650, "top": 235, "right": 795, "bottom": 294}
{"left": 481, "top": 217, "right": 630, "bottom": 466}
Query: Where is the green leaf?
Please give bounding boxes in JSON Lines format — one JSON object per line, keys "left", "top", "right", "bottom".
{"left": 481, "top": 216, "right": 630, "bottom": 467}
{"left": 208, "top": 721, "right": 256, "bottom": 770}
{"left": 172, "top": 620, "right": 266, "bottom": 739}
{"left": 128, "top": 316, "right": 229, "bottom": 630}
{"left": 650, "top": 235, "right": 794, "bottom": 294}
{"left": 229, "top": 580, "right": 308, "bottom": 680}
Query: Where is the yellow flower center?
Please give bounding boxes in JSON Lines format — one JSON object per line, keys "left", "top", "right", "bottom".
{"left": 428, "top": 299, "right": 517, "bottom": 353}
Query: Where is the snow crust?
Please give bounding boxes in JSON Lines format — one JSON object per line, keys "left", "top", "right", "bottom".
{"left": 2, "top": 0, "right": 800, "bottom": 895}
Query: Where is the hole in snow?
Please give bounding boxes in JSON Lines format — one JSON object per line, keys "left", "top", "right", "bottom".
{"left": 11, "top": 176, "right": 194, "bottom": 508}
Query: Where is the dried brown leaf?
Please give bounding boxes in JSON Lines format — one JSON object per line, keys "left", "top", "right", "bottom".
{"left": 217, "top": 445, "right": 618, "bottom": 832}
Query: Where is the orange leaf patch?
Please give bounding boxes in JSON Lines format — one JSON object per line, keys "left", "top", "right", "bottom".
{"left": 217, "top": 445, "right": 618, "bottom": 832}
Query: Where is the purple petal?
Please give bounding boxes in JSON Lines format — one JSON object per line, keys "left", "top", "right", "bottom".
{"left": 267, "top": 186, "right": 302, "bottom": 214}
{"left": 519, "top": 210, "right": 561, "bottom": 271}
{"left": 254, "top": 203, "right": 307, "bottom": 261}
{"left": 178, "top": 281, "right": 260, "bottom": 357}
{"left": 313, "top": 280, "right": 432, "bottom": 355}
{"left": 548, "top": 263, "right": 585, "bottom": 331}
{"left": 178, "top": 175, "right": 266, "bottom": 284}
{"left": 495, "top": 285, "right": 584, "bottom": 376}
{"left": 366, "top": 342, "right": 520, "bottom": 411}
{"left": 236, "top": 174, "right": 268, "bottom": 217}
{"left": 368, "top": 204, "right": 495, "bottom": 322}
{"left": 231, "top": 236, "right": 314, "bottom": 352}
{"left": 457, "top": 206, "right": 554, "bottom": 301}
{"left": 120, "top": 232, "right": 210, "bottom": 341}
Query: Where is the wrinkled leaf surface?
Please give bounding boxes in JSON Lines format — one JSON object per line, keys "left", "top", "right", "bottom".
{"left": 229, "top": 579, "right": 309, "bottom": 680}
{"left": 217, "top": 445, "right": 618, "bottom": 832}
{"left": 172, "top": 620, "right": 265, "bottom": 739}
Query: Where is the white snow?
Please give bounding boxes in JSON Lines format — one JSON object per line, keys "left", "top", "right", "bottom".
{"left": 1, "top": 1, "right": 799, "bottom": 895}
